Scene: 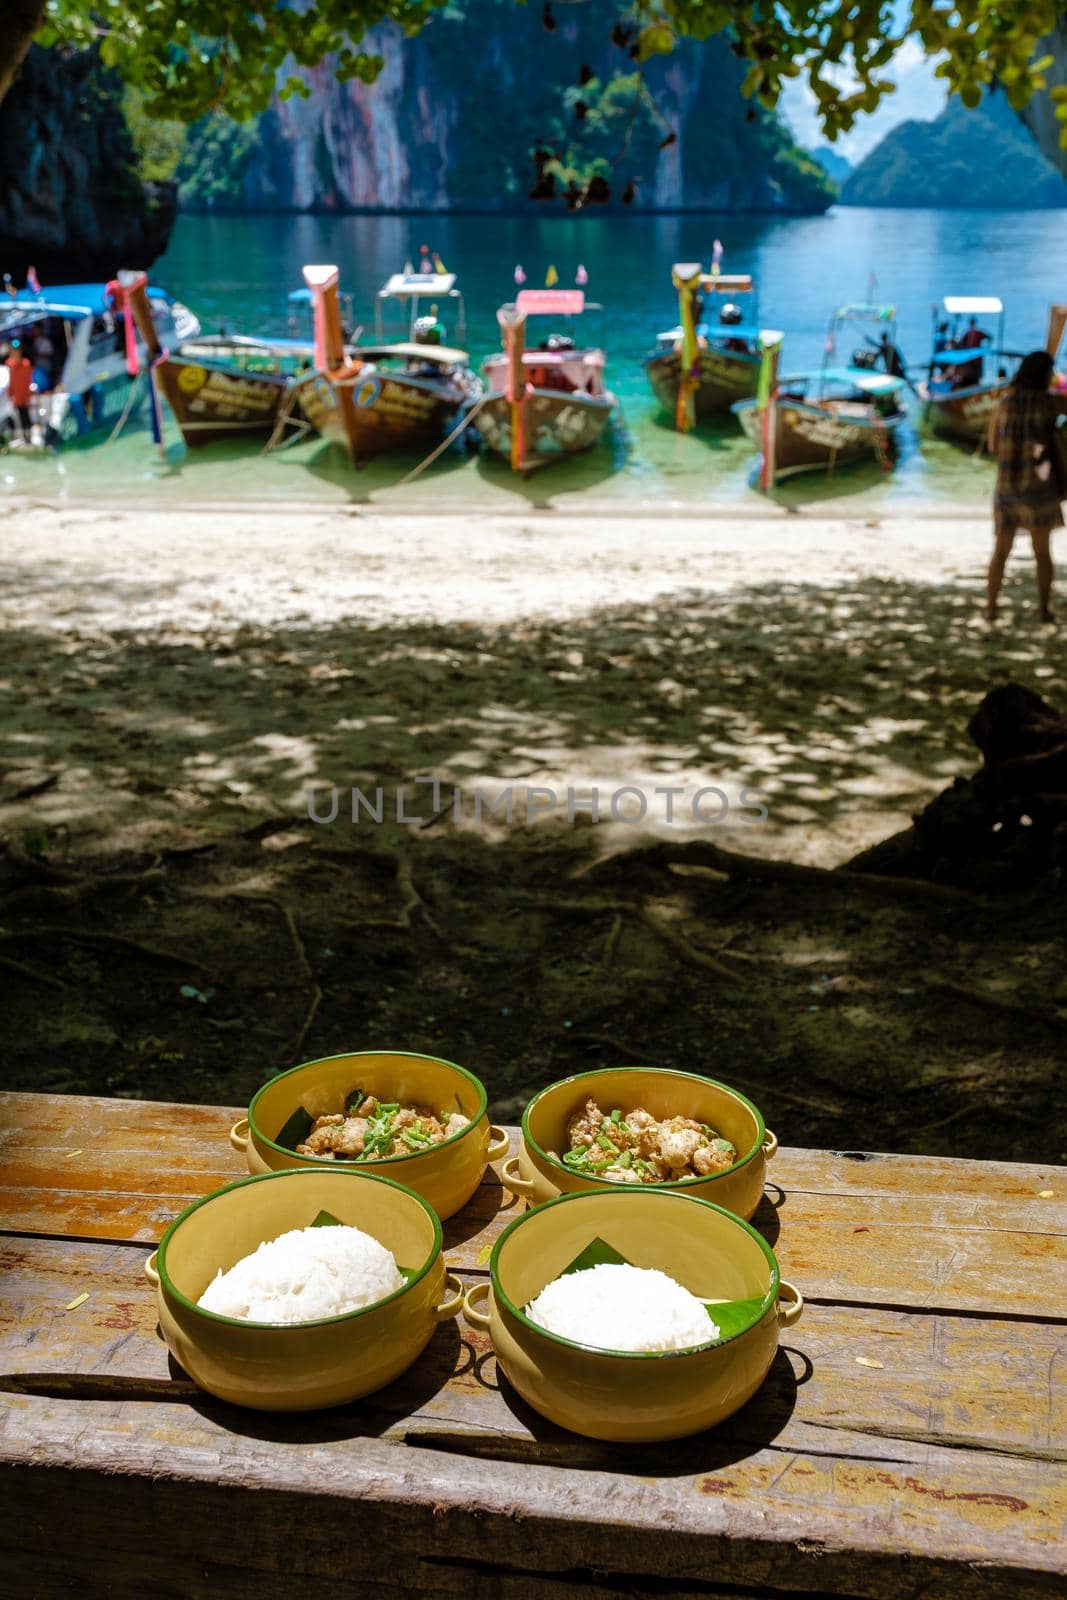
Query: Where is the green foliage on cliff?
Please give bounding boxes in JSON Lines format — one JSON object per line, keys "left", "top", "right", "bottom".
{"left": 176, "top": 115, "right": 258, "bottom": 207}
{"left": 122, "top": 88, "right": 185, "bottom": 181}
{"left": 841, "top": 91, "right": 1067, "bottom": 208}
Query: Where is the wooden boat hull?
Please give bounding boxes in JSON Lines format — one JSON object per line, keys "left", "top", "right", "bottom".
{"left": 152, "top": 356, "right": 290, "bottom": 447}
{"left": 735, "top": 396, "right": 904, "bottom": 481}
{"left": 292, "top": 364, "right": 468, "bottom": 461}
{"left": 476, "top": 389, "right": 614, "bottom": 467}
{"left": 645, "top": 347, "right": 760, "bottom": 417}
{"left": 920, "top": 380, "right": 1009, "bottom": 444}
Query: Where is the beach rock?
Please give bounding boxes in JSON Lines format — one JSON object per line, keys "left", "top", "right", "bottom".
{"left": 0, "top": 44, "right": 175, "bottom": 280}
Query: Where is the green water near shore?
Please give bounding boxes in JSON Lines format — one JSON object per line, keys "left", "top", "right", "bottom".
{"left": 7, "top": 206, "right": 1065, "bottom": 511}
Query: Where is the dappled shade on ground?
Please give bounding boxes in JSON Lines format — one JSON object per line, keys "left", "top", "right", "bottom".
{"left": 1, "top": 560, "right": 1064, "bottom": 1163}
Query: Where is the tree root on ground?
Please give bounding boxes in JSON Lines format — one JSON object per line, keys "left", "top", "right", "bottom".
{"left": 582, "top": 839, "right": 982, "bottom": 908}
{"left": 0, "top": 869, "right": 164, "bottom": 916}
{"left": 508, "top": 891, "right": 742, "bottom": 982}
{"left": 0, "top": 954, "right": 67, "bottom": 990}
{"left": 3, "top": 926, "right": 209, "bottom": 972}
{"left": 224, "top": 891, "right": 323, "bottom": 1064}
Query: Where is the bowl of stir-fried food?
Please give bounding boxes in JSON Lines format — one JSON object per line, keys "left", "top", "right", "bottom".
{"left": 500, "top": 1068, "right": 777, "bottom": 1220}
{"left": 230, "top": 1051, "right": 510, "bottom": 1220}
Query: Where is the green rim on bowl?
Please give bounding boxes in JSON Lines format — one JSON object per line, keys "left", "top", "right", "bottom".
{"left": 521, "top": 1067, "right": 767, "bottom": 1187}
{"left": 248, "top": 1049, "right": 490, "bottom": 1166}
{"left": 489, "top": 1187, "right": 780, "bottom": 1360}
{"left": 156, "top": 1166, "right": 443, "bottom": 1331}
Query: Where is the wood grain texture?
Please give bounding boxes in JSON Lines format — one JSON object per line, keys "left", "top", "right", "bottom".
{"left": 1, "top": 1092, "right": 1065, "bottom": 1599}
{"left": 2, "top": 1092, "right": 1063, "bottom": 1315}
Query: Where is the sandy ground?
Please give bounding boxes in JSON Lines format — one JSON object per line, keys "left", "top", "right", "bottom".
{"left": 0, "top": 499, "right": 1007, "bottom": 634}
{"left": 1, "top": 499, "right": 1057, "bottom": 863}
{"left": 1, "top": 498, "right": 1063, "bottom": 1157}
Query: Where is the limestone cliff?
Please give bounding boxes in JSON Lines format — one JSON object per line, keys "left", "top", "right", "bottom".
{"left": 0, "top": 45, "right": 175, "bottom": 279}
{"left": 178, "top": 1, "right": 833, "bottom": 213}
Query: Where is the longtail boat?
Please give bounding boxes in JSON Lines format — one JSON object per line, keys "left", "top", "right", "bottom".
{"left": 645, "top": 263, "right": 783, "bottom": 425}
{"left": 478, "top": 289, "right": 616, "bottom": 470}
{"left": 286, "top": 264, "right": 480, "bottom": 462}
{"left": 915, "top": 296, "right": 1020, "bottom": 444}
{"left": 0, "top": 278, "right": 197, "bottom": 448}
{"left": 732, "top": 304, "right": 907, "bottom": 487}
{"left": 734, "top": 367, "right": 908, "bottom": 484}
{"left": 119, "top": 271, "right": 310, "bottom": 449}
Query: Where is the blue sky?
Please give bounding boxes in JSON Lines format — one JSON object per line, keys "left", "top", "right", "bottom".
{"left": 778, "top": 5, "right": 947, "bottom": 163}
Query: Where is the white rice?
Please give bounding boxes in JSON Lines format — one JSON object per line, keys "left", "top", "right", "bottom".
{"left": 525, "top": 1263, "right": 718, "bottom": 1352}
{"left": 197, "top": 1224, "right": 404, "bottom": 1324}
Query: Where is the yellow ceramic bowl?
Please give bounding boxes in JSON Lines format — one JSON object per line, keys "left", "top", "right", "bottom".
{"left": 463, "top": 1187, "right": 801, "bottom": 1442}
{"left": 144, "top": 1166, "right": 463, "bottom": 1411}
{"left": 501, "top": 1067, "right": 777, "bottom": 1220}
{"left": 229, "top": 1050, "right": 509, "bottom": 1221}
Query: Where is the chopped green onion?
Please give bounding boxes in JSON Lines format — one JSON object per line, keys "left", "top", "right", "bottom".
{"left": 402, "top": 1129, "right": 428, "bottom": 1150}
{"left": 596, "top": 1132, "right": 621, "bottom": 1155}
{"left": 610, "top": 1108, "right": 622, "bottom": 1125}
{"left": 618, "top": 1151, "right": 632, "bottom": 1169}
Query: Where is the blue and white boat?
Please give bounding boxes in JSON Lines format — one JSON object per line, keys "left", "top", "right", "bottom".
{"left": 0, "top": 281, "right": 199, "bottom": 447}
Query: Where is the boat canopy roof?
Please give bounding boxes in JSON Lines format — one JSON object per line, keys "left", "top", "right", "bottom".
{"left": 833, "top": 303, "right": 896, "bottom": 322}
{"left": 701, "top": 320, "right": 764, "bottom": 341}
{"left": 671, "top": 264, "right": 753, "bottom": 293}
{"left": 9, "top": 282, "right": 172, "bottom": 318}
{"left": 380, "top": 272, "right": 458, "bottom": 297}
{"left": 515, "top": 288, "right": 587, "bottom": 316}
{"left": 359, "top": 341, "right": 468, "bottom": 364}
{"left": 790, "top": 366, "right": 906, "bottom": 394}
{"left": 943, "top": 295, "right": 1002, "bottom": 314}
{"left": 932, "top": 346, "right": 1010, "bottom": 366}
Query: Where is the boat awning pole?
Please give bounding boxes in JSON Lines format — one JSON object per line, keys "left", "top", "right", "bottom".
{"left": 1047, "top": 303, "right": 1067, "bottom": 359}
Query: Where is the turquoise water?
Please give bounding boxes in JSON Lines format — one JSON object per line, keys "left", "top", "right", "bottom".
{"left": 5, "top": 207, "right": 1067, "bottom": 509}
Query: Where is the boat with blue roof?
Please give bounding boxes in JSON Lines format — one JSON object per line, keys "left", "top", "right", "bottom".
{"left": 0, "top": 278, "right": 197, "bottom": 447}
{"left": 645, "top": 261, "right": 783, "bottom": 423}
{"left": 733, "top": 303, "right": 908, "bottom": 486}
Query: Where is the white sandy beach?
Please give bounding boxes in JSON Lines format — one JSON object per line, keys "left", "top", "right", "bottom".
{"left": 0, "top": 500, "right": 1011, "bottom": 634}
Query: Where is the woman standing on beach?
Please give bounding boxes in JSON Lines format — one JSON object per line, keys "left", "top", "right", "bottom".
{"left": 986, "top": 350, "right": 1064, "bottom": 622}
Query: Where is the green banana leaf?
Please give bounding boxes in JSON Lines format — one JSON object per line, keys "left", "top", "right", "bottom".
{"left": 275, "top": 1106, "right": 313, "bottom": 1151}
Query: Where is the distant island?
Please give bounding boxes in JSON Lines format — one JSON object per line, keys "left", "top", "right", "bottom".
{"left": 840, "top": 91, "right": 1067, "bottom": 208}
{"left": 810, "top": 145, "right": 853, "bottom": 187}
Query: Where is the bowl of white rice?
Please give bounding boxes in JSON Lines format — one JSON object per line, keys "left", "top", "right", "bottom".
{"left": 144, "top": 1167, "right": 464, "bottom": 1411}
{"left": 462, "top": 1187, "right": 802, "bottom": 1442}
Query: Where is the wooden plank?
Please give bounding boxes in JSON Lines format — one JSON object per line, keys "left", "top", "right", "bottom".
{"left": 3, "top": 1091, "right": 1063, "bottom": 1208}
{"left": 2, "top": 1235, "right": 1065, "bottom": 1469}
{"left": 2, "top": 1403, "right": 1063, "bottom": 1600}
{"left": 2, "top": 1093, "right": 1064, "bottom": 1315}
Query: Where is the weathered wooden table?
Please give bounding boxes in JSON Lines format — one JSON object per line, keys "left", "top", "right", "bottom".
{"left": 0, "top": 1091, "right": 1064, "bottom": 1599}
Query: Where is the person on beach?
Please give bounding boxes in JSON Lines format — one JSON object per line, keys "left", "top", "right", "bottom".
{"left": 986, "top": 350, "right": 1064, "bottom": 622}
{"left": 5, "top": 339, "right": 34, "bottom": 440}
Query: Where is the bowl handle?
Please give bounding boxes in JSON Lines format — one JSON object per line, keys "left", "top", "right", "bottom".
{"left": 433, "top": 1271, "right": 465, "bottom": 1323}
{"left": 499, "top": 1155, "right": 536, "bottom": 1198}
{"left": 229, "top": 1116, "right": 250, "bottom": 1154}
{"left": 463, "top": 1281, "right": 492, "bottom": 1329}
{"left": 762, "top": 1128, "right": 779, "bottom": 1160}
{"left": 486, "top": 1125, "right": 511, "bottom": 1162}
{"left": 777, "top": 1280, "right": 803, "bottom": 1327}
{"left": 144, "top": 1250, "right": 160, "bottom": 1289}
